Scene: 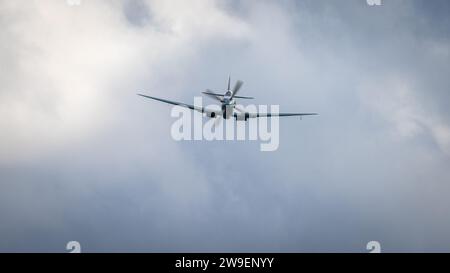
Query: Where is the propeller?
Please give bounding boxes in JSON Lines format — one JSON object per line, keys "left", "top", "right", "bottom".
{"left": 203, "top": 89, "right": 223, "bottom": 102}
{"left": 231, "top": 80, "right": 244, "bottom": 99}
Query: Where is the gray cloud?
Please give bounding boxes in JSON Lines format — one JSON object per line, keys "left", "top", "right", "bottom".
{"left": 0, "top": 0, "right": 449, "bottom": 252}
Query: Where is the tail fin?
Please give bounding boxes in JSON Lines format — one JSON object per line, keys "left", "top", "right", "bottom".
{"left": 227, "top": 75, "right": 231, "bottom": 91}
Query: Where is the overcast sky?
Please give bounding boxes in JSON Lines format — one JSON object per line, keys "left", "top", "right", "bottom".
{"left": 0, "top": 0, "right": 449, "bottom": 252}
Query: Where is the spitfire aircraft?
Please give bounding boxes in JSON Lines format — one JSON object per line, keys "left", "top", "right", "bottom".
{"left": 137, "top": 76, "right": 318, "bottom": 121}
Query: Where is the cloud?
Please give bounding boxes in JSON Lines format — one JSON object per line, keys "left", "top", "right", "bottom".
{"left": 360, "top": 76, "right": 450, "bottom": 156}
{"left": 0, "top": 0, "right": 250, "bottom": 164}
{"left": 1, "top": 0, "right": 450, "bottom": 252}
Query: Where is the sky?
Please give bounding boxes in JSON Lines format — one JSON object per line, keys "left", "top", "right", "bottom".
{"left": 0, "top": 0, "right": 449, "bottom": 252}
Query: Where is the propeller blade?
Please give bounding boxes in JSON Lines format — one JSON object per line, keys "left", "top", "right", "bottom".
{"left": 231, "top": 80, "right": 244, "bottom": 98}
{"left": 203, "top": 89, "right": 224, "bottom": 97}
{"left": 233, "top": 95, "right": 254, "bottom": 99}
{"left": 202, "top": 90, "right": 223, "bottom": 102}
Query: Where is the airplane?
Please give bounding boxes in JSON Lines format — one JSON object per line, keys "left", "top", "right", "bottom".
{"left": 137, "top": 76, "right": 318, "bottom": 121}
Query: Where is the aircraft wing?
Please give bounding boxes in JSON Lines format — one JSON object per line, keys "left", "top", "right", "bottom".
{"left": 251, "top": 113, "right": 318, "bottom": 118}
{"left": 234, "top": 111, "right": 318, "bottom": 120}
{"left": 137, "top": 93, "right": 207, "bottom": 114}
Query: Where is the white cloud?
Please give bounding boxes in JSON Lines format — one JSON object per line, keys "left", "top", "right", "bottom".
{"left": 1, "top": 0, "right": 450, "bottom": 252}
{"left": 360, "top": 76, "right": 450, "bottom": 156}
{"left": 0, "top": 0, "right": 250, "bottom": 164}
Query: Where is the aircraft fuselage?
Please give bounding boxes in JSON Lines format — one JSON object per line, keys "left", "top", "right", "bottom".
{"left": 221, "top": 99, "right": 236, "bottom": 119}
